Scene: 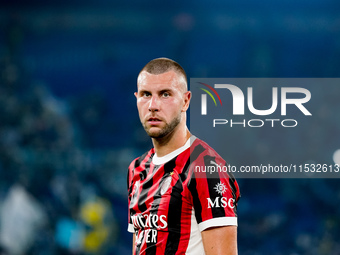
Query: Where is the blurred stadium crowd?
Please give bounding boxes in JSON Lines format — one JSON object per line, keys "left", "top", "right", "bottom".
{"left": 1, "top": 4, "right": 340, "bottom": 255}
{"left": 0, "top": 53, "right": 128, "bottom": 254}
{"left": 0, "top": 20, "right": 135, "bottom": 254}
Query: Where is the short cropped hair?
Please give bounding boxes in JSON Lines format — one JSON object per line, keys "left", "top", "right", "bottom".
{"left": 138, "top": 57, "right": 187, "bottom": 90}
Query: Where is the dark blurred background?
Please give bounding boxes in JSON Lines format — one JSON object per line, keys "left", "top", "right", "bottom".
{"left": 0, "top": 1, "right": 340, "bottom": 254}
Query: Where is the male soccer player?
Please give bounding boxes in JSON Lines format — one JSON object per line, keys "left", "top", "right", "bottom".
{"left": 127, "top": 58, "right": 240, "bottom": 255}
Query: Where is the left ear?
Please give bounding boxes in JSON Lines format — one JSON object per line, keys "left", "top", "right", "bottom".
{"left": 182, "top": 91, "right": 192, "bottom": 112}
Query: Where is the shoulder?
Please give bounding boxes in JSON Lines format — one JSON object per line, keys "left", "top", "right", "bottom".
{"left": 190, "top": 137, "right": 226, "bottom": 165}
{"left": 127, "top": 148, "right": 154, "bottom": 188}
{"left": 128, "top": 148, "right": 155, "bottom": 170}
{"left": 189, "top": 137, "right": 238, "bottom": 188}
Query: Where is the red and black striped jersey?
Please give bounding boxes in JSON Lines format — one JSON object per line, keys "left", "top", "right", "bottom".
{"left": 127, "top": 136, "right": 240, "bottom": 255}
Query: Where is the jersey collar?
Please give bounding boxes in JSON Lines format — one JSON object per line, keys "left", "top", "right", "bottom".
{"left": 152, "top": 136, "right": 196, "bottom": 165}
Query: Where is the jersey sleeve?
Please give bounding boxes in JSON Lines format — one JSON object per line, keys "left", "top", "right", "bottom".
{"left": 188, "top": 154, "right": 240, "bottom": 232}
{"left": 127, "top": 160, "right": 135, "bottom": 233}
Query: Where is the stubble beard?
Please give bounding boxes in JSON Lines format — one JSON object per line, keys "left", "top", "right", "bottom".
{"left": 143, "top": 113, "right": 182, "bottom": 139}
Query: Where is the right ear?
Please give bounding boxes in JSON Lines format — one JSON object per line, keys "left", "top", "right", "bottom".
{"left": 134, "top": 92, "right": 138, "bottom": 98}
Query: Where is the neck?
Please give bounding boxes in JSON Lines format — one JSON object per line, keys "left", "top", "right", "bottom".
{"left": 152, "top": 123, "right": 191, "bottom": 157}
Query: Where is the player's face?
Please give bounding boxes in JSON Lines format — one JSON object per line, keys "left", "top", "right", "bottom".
{"left": 135, "top": 70, "right": 190, "bottom": 139}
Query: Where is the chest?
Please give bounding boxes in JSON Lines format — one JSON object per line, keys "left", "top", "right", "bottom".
{"left": 132, "top": 171, "right": 185, "bottom": 211}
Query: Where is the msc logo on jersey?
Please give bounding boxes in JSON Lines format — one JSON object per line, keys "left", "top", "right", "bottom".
{"left": 207, "top": 181, "right": 235, "bottom": 209}
{"left": 207, "top": 197, "right": 235, "bottom": 209}
{"left": 214, "top": 181, "right": 227, "bottom": 195}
